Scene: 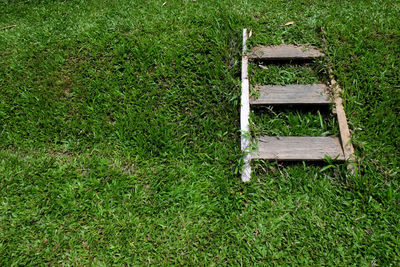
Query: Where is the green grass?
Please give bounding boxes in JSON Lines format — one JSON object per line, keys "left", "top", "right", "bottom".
{"left": 1, "top": 0, "right": 399, "bottom": 265}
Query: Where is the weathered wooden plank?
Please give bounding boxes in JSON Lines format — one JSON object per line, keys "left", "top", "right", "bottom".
{"left": 329, "top": 69, "right": 355, "bottom": 162}
{"left": 252, "top": 136, "right": 345, "bottom": 161}
{"left": 241, "top": 29, "right": 251, "bottom": 182}
{"left": 248, "top": 45, "right": 324, "bottom": 60}
{"left": 250, "top": 84, "right": 332, "bottom": 105}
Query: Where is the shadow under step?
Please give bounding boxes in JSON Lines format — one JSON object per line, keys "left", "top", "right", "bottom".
{"left": 250, "top": 84, "right": 332, "bottom": 105}
{"left": 251, "top": 136, "right": 345, "bottom": 161}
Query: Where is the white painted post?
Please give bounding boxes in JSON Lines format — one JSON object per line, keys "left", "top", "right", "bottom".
{"left": 241, "top": 29, "right": 251, "bottom": 182}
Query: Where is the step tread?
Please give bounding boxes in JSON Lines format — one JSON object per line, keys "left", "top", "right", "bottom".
{"left": 251, "top": 136, "right": 345, "bottom": 161}
{"left": 248, "top": 45, "right": 324, "bottom": 60}
{"left": 250, "top": 84, "right": 332, "bottom": 105}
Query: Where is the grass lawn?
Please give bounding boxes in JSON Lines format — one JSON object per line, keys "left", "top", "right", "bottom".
{"left": 1, "top": 0, "right": 399, "bottom": 265}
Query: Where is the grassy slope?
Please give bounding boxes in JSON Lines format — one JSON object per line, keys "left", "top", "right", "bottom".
{"left": 0, "top": 0, "right": 399, "bottom": 265}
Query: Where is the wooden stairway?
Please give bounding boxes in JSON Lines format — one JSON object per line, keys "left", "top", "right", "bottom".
{"left": 240, "top": 29, "right": 354, "bottom": 182}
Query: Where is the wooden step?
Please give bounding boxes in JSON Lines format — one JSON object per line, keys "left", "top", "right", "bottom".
{"left": 251, "top": 136, "right": 345, "bottom": 161}
{"left": 248, "top": 45, "right": 324, "bottom": 60}
{"left": 250, "top": 84, "right": 332, "bottom": 105}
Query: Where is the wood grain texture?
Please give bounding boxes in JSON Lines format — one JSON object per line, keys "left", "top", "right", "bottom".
{"left": 248, "top": 45, "right": 325, "bottom": 60}
{"left": 251, "top": 136, "right": 345, "bottom": 161}
{"left": 329, "top": 69, "right": 355, "bottom": 162}
{"left": 250, "top": 84, "right": 332, "bottom": 105}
